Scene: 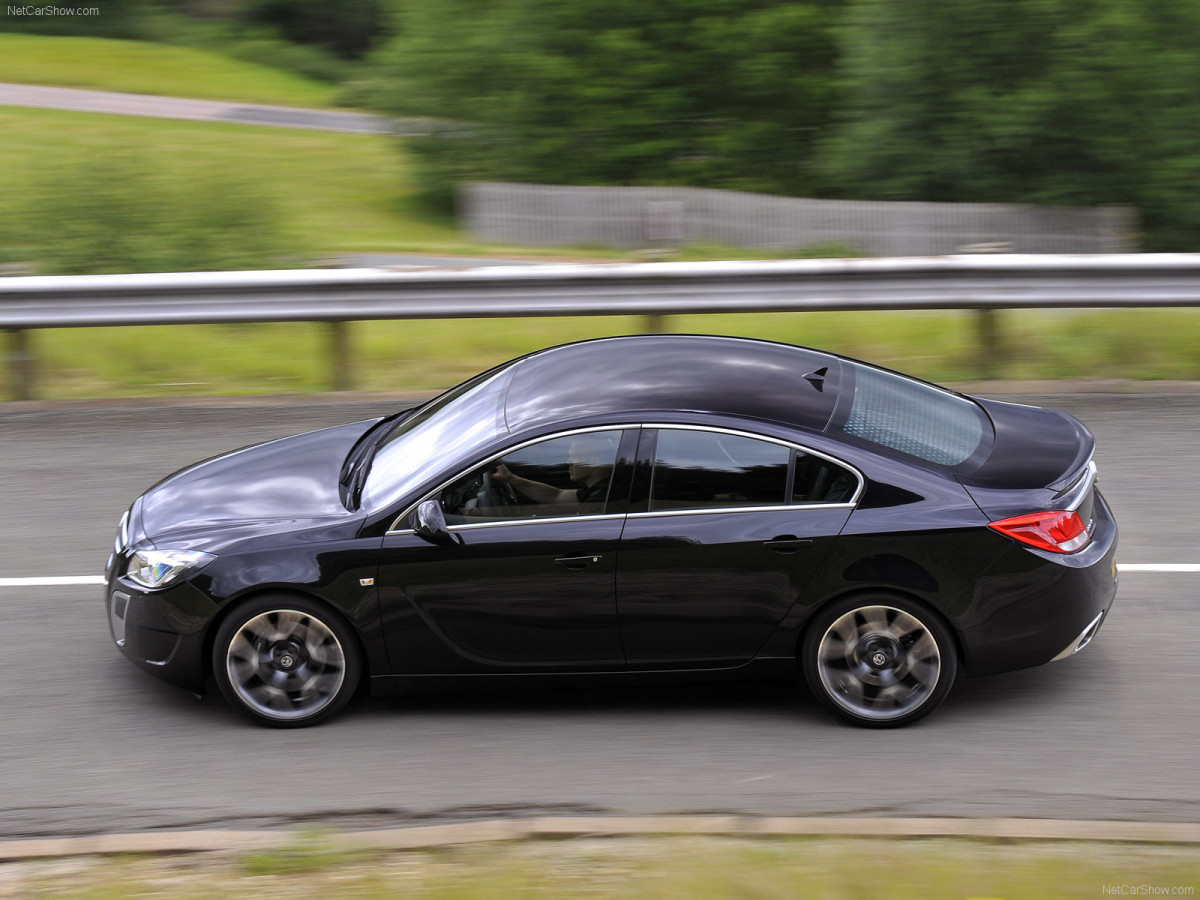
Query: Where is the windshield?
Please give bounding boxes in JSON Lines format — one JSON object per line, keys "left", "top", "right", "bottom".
{"left": 360, "top": 367, "right": 514, "bottom": 511}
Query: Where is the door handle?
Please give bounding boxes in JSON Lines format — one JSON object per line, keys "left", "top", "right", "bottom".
{"left": 555, "top": 553, "right": 603, "bottom": 569}
{"left": 763, "top": 536, "right": 812, "bottom": 554}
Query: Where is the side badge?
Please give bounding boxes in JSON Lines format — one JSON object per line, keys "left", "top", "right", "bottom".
{"left": 359, "top": 578, "right": 375, "bottom": 587}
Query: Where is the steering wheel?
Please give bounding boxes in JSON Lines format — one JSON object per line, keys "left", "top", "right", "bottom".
{"left": 481, "top": 470, "right": 519, "bottom": 509}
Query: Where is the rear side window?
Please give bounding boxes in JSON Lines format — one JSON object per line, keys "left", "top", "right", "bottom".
{"left": 829, "top": 364, "right": 987, "bottom": 467}
{"left": 792, "top": 451, "right": 856, "bottom": 504}
{"left": 649, "top": 430, "right": 790, "bottom": 512}
{"left": 645, "top": 429, "right": 858, "bottom": 512}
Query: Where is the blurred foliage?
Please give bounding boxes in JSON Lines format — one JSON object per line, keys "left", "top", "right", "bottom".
{"left": 0, "top": 0, "right": 152, "bottom": 38}
{"left": 242, "top": 0, "right": 388, "bottom": 59}
{"left": 809, "top": 0, "right": 1200, "bottom": 250}
{"left": 140, "top": 12, "right": 355, "bottom": 82}
{"left": 2, "top": 153, "right": 299, "bottom": 274}
{"left": 0, "top": 2, "right": 370, "bottom": 79}
{"left": 373, "top": 0, "right": 844, "bottom": 210}
{"left": 30, "top": 309, "right": 1200, "bottom": 400}
{"left": 9, "top": 835, "right": 1200, "bottom": 899}
{"left": 7, "top": 0, "right": 1200, "bottom": 259}
{"left": 369, "top": 0, "right": 1200, "bottom": 250}
{"left": 0, "top": 33, "right": 340, "bottom": 105}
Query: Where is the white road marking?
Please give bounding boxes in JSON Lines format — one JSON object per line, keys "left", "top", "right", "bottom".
{"left": 1117, "top": 563, "right": 1200, "bottom": 574}
{"left": 0, "top": 576, "right": 106, "bottom": 587}
{"left": 0, "top": 564, "right": 1196, "bottom": 591}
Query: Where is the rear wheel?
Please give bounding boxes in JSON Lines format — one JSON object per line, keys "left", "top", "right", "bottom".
{"left": 213, "top": 595, "right": 361, "bottom": 728}
{"left": 802, "top": 595, "right": 956, "bottom": 728}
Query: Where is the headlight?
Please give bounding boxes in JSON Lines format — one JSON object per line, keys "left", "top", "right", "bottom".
{"left": 125, "top": 549, "right": 215, "bottom": 589}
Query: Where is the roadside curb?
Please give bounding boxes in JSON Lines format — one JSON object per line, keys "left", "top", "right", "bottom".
{"left": 4, "top": 817, "right": 1200, "bottom": 862}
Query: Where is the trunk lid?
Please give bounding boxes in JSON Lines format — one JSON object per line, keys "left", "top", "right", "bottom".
{"left": 958, "top": 397, "right": 1096, "bottom": 520}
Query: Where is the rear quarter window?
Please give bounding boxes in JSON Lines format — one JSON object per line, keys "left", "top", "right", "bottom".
{"left": 827, "top": 363, "right": 990, "bottom": 468}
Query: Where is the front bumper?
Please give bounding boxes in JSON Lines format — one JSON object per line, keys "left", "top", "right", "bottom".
{"left": 105, "top": 573, "right": 215, "bottom": 693}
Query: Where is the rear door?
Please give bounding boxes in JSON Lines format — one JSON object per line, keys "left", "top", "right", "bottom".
{"left": 615, "top": 426, "right": 859, "bottom": 666}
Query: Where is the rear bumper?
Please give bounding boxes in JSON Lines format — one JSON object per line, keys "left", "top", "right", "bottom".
{"left": 957, "top": 490, "right": 1118, "bottom": 676}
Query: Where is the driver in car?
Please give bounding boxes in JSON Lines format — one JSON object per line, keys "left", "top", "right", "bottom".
{"left": 491, "top": 434, "right": 615, "bottom": 512}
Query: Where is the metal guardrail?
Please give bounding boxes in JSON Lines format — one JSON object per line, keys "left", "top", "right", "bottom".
{"left": 4, "top": 254, "right": 1200, "bottom": 400}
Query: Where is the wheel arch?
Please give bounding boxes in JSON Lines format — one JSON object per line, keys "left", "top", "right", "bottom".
{"left": 201, "top": 586, "right": 369, "bottom": 689}
{"left": 793, "top": 586, "right": 968, "bottom": 673}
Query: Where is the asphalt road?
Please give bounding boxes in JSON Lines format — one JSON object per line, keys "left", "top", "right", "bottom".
{"left": 0, "top": 83, "right": 406, "bottom": 134}
{"left": 1, "top": 394, "right": 1197, "bottom": 838}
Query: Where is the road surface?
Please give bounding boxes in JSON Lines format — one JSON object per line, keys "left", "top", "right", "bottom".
{"left": 0, "top": 393, "right": 1196, "bottom": 837}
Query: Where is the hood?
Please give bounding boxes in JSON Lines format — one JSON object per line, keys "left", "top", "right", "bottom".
{"left": 137, "top": 419, "right": 378, "bottom": 548}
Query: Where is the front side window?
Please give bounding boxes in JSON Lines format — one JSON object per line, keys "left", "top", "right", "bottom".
{"left": 439, "top": 430, "right": 624, "bottom": 525}
{"left": 648, "top": 430, "right": 791, "bottom": 512}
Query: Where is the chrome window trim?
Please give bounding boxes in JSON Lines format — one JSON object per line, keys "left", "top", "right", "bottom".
{"left": 385, "top": 425, "right": 639, "bottom": 535}
{"left": 385, "top": 422, "right": 865, "bottom": 535}
{"left": 627, "top": 502, "right": 855, "bottom": 520}
{"left": 640, "top": 422, "right": 865, "bottom": 509}
{"left": 388, "top": 511, "right": 628, "bottom": 537}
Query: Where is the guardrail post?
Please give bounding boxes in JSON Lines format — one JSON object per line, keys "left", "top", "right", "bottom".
{"left": 5, "top": 328, "right": 35, "bottom": 401}
{"left": 975, "top": 309, "right": 1001, "bottom": 379}
{"left": 329, "top": 321, "right": 352, "bottom": 392}
{"left": 643, "top": 314, "right": 668, "bottom": 334}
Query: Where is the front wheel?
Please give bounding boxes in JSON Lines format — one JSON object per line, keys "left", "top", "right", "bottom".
{"left": 212, "top": 595, "right": 362, "bottom": 728}
{"left": 802, "top": 596, "right": 957, "bottom": 728}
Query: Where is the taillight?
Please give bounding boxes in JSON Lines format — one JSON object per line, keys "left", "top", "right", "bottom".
{"left": 988, "top": 510, "right": 1089, "bottom": 554}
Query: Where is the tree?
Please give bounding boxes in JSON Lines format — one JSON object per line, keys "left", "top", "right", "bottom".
{"left": 246, "top": 0, "right": 388, "bottom": 58}
{"left": 375, "top": 0, "right": 844, "bottom": 205}
{"left": 0, "top": 0, "right": 149, "bottom": 37}
{"left": 820, "top": 0, "right": 1200, "bottom": 249}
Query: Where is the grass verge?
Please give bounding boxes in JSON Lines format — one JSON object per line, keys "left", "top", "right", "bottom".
{"left": 0, "top": 106, "right": 459, "bottom": 258}
{"left": 5, "top": 836, "right": 1199, "bottom": 898}
{"left": 0, "top": 64, "right": 1197, "bottom": 394}
{"left": 20, "top": 309, "right": 1200, "bottom": 401}
{"left": 0, "top": 33, "right": 339, "bottom": 107}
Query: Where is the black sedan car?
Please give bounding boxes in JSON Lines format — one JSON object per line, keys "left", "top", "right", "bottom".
{"left": 105, "top": 335, "right": 1117, "bottom": 728}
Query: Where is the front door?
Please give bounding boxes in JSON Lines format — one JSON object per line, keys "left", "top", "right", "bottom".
{"left": 378, "top": 428, "right": 633, "bottom": 672}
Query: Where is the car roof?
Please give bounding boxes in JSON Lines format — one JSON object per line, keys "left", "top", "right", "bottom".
{"left": 502, "top": 335, "right": 843, "bottom": 433}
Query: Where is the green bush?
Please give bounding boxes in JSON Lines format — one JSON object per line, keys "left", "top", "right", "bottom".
{"left": 6, "top": 153, "right": 302, "bottom": 274}
{"left": 374, "top": 0, "right": 842, "bottom": 203}
{"left": 140, "top": 12, "right": 352, "bottom": 84}
{"left": 0, "top": 0, "right": 151, "bottom": 39}
{"left": 245, "top": 0, "right": 387, "bottom": 60}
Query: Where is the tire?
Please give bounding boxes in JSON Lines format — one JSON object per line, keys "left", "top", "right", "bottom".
{"left": 801, "top": 595, "right": 957, "bottom": 728}
{"left": 212, "top": 594, "right": 362, "bottom": 728}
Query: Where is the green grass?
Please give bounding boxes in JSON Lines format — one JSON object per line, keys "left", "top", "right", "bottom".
{"left": 0, "top": 33, "right": 340, "bottom": 107}
{"left": 22, "top": 309, "right": 1200, "bottom": 401}
{"left": 1, "top": 59, "right": 1198, "bottom": 396}
{"left": 9, "top": 837, "right": 1200, "bottom": 898}
{"left": 0, "top": 106, "right": 461, "bottom": 255}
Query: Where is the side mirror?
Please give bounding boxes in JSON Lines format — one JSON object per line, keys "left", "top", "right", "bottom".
{"left": 410, "top": 499, "right": 462, "bottom": 547}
